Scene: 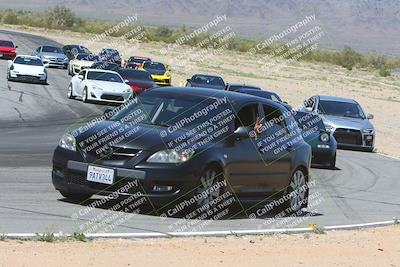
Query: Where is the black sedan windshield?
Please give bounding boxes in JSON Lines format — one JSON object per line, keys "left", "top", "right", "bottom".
{"left": 111, "top": 93, "right": 231, "bottom": 129}
{"left": 119, "top": 69, "right": 153, "bottom": 81}
{"left": 193, "top": 75, "right": 225, "bottom": 87}
{"left": 318, "top": 100, "right": 365, "bottom": 119}
{"left": 87, "top": 71, "right": 123, "bottom": 83}
{"left": 143, "top": 62, "right": 166, "bottom": 71}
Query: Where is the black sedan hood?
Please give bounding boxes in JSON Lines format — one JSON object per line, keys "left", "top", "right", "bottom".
{"left": 75, "top": 120, "right": 189, "bottom": 153}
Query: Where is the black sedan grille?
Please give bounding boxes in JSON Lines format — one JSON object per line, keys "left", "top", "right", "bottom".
{"left": 63, "top": 170, "right": 143, "bottom": 193}
{"left": 65, "top": 171, "right": 87, "bottom": 186}
{"left": 333, "top": 128, "right": 362, "bottom": 145}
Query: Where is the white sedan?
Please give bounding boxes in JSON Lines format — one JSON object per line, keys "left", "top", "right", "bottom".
{"left": 67, "top": 69, "right": 132, "bottom": 103}
{"left": 7, "top": 55, "right": 48, "bottom": 84}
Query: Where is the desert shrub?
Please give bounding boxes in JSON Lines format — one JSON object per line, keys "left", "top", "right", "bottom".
{"left": 379, "top": 67, "right": 391, "bottom": 77}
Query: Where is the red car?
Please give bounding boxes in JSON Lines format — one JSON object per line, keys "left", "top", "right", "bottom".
{"left": 0, "top": 39, "right": 17, "bottom": 59}
{"left": 124, "top": 56, "right": 151, "bottom": 69}
{"left": 118, "top": 68, "right": 156, "bottom": 94}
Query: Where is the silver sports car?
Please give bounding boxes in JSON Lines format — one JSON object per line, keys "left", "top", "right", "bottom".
{"left": 303, "top": 95, "right": 375, "bottom": 152}
{"left": 32, "top": 45, "right": 69, "bottom": 68}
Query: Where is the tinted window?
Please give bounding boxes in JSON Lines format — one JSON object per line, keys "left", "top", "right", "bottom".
{"left": 318, "top": 100, "right": 365, "bottom": 119}
{"left": 86, "top": 71, "right": 123, "bottom": 83}
{"left": 143, "top": 62, "right": 166, "bottom": 71}
{"left": 76, "top": 54, "right": 99, "bottom": 61}
{"left": 0, "top": 40, "right": 14, "bottom": 47}
{"left": 42, "top": 46, "right": 63, "bottom": 53}
{"left": 193, "top": 75, "right": 225, "bottom": 86}
{"left": 91, "top": 62, "right": 119, "bottom": 71}
{"left": 128, "top": 57, "right": 149, "bottom": 64}
{"left": 235, "top": 104, "right": 259, "bottom": 128}
{"left": 263, "top": 105, "right": 286, "bottom": 129}
{"left": 14, "top": 57, "right": 43, "bottom": 66}
{"left": 112, "top": 93, "right": 231, "bottom": 129}
{"left": 119, "top": 69, "right": 153, "bottom": 80}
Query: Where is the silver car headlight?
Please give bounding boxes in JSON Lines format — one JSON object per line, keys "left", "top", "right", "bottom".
{"left": 147, "top": 150, "right": 194, "bottom": 163}
{"left": 362, "top": 128, "right": 374, "bottom": 134}
{"left": 59, "top": 133, "right": 76, "bottom": 151}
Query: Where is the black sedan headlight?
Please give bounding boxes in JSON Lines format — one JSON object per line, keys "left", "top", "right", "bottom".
{"left": 320, "top": 132, "right": 330, "bottom": 142}
{"left": 147, "top": 150, "right": 194, "bottom": 163}
{"left": 59, "top": 133, "right": 76, "bottom": 151}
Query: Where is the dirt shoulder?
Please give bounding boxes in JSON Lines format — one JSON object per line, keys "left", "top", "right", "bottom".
{"left": 0, "top": 226, "right": 399, "bottom": 267}
{"left": 2, "top": 24, "right": 400, "bottom": 158}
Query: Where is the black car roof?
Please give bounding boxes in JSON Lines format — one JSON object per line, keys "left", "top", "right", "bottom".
{"left": 148, "top": 87, "right": 283, "bottom": 108}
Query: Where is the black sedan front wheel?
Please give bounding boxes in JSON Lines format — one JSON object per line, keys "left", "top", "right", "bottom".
{"left": 284, "top": 168, "right": 308, "bottom": 215}
{"left": 329, "top": 152, "right": 336, "bottom": 169}
{"left": 195, "top": 167, "right": 224, "bottom": 216}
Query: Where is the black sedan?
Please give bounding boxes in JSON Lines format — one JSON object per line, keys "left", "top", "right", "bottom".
{"left": 62, "top": 44, "right": 91, "bottom": 60}
{"left": 186, "top": 74, "right": 226, "bottom": 90}
{"left": 98, "top": 48, "right": 122, "bottom": 66}
{"left": 52, "top": 87, "right": 311, "bottom": 215}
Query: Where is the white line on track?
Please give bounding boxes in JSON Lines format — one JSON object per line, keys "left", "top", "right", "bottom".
{"left": 4, "top": 219, "right": 398, "bottom": 239}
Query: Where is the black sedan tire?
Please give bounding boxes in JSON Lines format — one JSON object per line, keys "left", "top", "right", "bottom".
{"left": 329, "top": 153, "right": 336, "bottom": 169}
{"left": 284, "top": 168, "right": 308, "bottom": 215}
{"left": 195, "top": 166, "right": 225, "bottom": 217}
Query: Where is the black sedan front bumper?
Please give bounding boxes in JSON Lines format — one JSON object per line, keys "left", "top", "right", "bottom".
{"left": 52, "top": 147, "right": 199, "bottom": 206}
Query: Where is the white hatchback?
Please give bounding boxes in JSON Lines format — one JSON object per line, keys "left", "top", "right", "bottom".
{"left": 7, "top": 55, "right": 48, "bottom": 84}
{"left": 68, "top": 69, "right": 132, "bottom": 104}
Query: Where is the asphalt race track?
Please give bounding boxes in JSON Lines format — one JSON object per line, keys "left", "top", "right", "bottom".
{"left": 0, "top": 29, "right": 399, "bottom": 234}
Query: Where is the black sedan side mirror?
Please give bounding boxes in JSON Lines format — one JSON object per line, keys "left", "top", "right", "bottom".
{"left": 233, "top": 126, "right": 252, "bottom": 140}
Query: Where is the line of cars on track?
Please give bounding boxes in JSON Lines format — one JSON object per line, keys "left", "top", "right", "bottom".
{"left": 0, "top": 38, "right": 375, "bottom": 214}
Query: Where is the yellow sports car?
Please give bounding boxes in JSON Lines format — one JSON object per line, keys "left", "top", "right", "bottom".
{"left": 68, "top": 53, "right": 100, "bottom": 76}
{"left": 139, "top": 61, "right": 171, "bottom": 86}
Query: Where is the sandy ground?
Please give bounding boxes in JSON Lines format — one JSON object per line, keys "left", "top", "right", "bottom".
{"left": 0, "top": 226, "right": 399, "bottom": 267}
{"left": 2, "top": 25, "right": 399, "bottom": 158}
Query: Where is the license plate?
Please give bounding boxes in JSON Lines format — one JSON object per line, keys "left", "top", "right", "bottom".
{"left": 366, "top": 136, "right": 373, "bottom": 140}
{"left": 87, "top": 165, "right": 114, "bottom": 185}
